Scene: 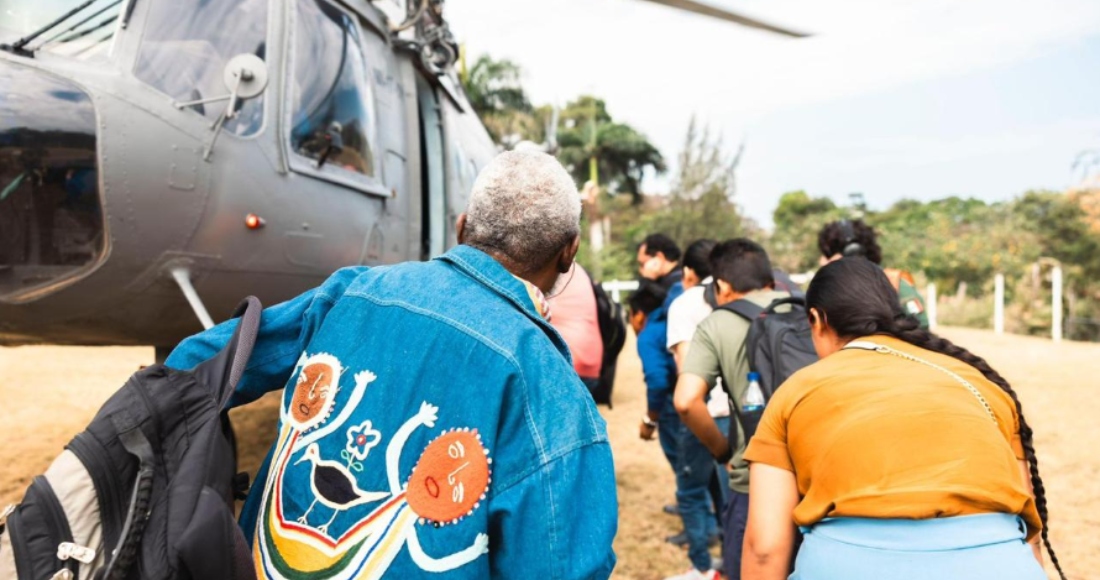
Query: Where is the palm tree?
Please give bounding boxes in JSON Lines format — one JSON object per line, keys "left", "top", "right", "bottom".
{"left": 461, "top": 55, "right": 542, "bottom": 146}
{"left": 555, "top": 96, "right": 665, "bottom": 204}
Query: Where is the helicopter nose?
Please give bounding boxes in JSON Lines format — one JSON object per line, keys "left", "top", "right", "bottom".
{"left": 0, "top": 59, "right": 106, "bottom": 304}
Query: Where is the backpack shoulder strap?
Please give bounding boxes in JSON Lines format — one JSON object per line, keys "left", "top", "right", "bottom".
{"left": 762, "top": 295, "right": 807, "bottom": 313}
{"left": 193, "top": 296, "right": 263, "bottom": 410}
{"left": 718, "top": 299, "right": 765, "bottom": 321}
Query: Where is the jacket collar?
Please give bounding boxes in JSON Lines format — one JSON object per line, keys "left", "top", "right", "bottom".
{"left": 437, "top": 245, "right": 568, "bottom": 352}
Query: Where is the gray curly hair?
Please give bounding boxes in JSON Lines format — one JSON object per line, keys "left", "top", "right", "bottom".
{"left": 463, "top": 150, "right": 581, "bottom": 269}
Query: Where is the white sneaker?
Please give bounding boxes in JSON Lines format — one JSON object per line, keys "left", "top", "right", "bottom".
{"left": 663, "top": 568, "right": 720, "bottom": 580}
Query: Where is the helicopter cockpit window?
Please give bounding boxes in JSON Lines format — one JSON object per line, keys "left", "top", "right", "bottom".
{"left": 289, "top": 0, "right": 376, "bottom": 181}
{"left": 0, "top": 0, "right": 122, "bottom": 61}
{"left": 133, "top": 0, "right": 268, "bottom": 137}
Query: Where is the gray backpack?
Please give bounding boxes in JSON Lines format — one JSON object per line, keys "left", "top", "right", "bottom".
{"left": 719, "top": 296, "right": 818, "bottom": 447}
{"left": 0, "top": 298, "right": 261, "bottom": 580}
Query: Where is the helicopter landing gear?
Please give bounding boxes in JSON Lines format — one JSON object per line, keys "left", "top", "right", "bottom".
{"left": 170, "top": 267, "right": 215, "bottom": 330}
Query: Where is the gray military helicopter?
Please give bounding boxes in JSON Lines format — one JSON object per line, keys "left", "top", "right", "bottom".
{"left": 0, "top": 0, "right": 806, "bottom": 360}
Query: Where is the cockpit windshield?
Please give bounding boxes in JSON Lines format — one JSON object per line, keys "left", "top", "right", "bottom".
{"left": 0, "top": 0, "right": 123, "bottom": 61}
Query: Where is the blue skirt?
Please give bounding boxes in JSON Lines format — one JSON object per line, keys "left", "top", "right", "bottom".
{"left": 791, "top": 514, "right": 1046, "bottom": 580}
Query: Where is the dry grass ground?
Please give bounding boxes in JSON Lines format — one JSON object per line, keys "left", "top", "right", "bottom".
{"left": 0, "top": 327, "right": 1096, "bottom": 579}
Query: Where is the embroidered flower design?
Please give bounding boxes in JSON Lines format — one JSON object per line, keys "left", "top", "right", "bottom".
{"left": 345, "top": 420, "right": 382, "bottom": 462}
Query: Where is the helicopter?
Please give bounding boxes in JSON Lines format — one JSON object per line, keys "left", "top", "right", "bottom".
{"left": 0, "top": 0, "right": 807, "bottom": 360}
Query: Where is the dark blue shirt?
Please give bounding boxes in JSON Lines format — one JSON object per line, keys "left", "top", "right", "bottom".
{"left": 637, "top": 283, "right": 683, "bottom": 414}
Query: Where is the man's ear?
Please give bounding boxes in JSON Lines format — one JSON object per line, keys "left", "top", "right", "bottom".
{"left": 557, "top": 235, "right": 581, "bottom": 274}
{"left": 456, "top": 213, "right": 468, "bottom": 244}
{"left": 715, "top": 279, "right": 732, "bottom": 299}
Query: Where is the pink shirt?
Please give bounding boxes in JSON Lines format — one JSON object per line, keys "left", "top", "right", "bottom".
{"left": 549, "top": 265, "right": 604, "bottom": 379}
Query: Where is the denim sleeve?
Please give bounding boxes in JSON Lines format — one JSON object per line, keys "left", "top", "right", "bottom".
{"left": 488, "top": 442, "right": 617, "bottom": 579}
{"left": 164, "top": 267, "right": 366, "bottom": 407}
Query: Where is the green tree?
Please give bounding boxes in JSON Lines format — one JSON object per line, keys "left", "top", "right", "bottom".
{"left": 640, "top": 120, "right": 749, "bottom": 245}
{"left": 769, "top": 190, "right": 843, "bottom": 272}
{"left": 461, "top": 55, "right": 541, "bottom": 145}
{"left": 556, "top": 96, "right": 665, "bottom": 204}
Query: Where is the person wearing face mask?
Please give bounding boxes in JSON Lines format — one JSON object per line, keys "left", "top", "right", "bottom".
{"left": 637, "top": 233, "right": 683, "bottom": 291}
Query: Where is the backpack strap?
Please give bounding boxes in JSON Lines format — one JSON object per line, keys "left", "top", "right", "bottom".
{"left": 193, "top": 296, "right": 263, "bottom": 410}
{"left": 718, "top": 299, "right": 765, "bottom": 321}
{"left": 762, "top": 295, "right": 807, "bottom": 313}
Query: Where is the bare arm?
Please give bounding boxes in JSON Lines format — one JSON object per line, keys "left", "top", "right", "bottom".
{"left": 742, "top": 463, "right": 800, "bottom": 580}
{"left": 673, "top": 373, "right": 727, "bottom": 458}
{"left": 671, "top": 341, "right": 689, "bottom": 372}
{"left": 1019, "top": 459, "right": 1043, "bottom": 563}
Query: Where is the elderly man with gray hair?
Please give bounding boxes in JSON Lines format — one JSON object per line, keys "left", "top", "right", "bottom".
{"left": 167, "top": 151, "right": 618, "bottom": 579}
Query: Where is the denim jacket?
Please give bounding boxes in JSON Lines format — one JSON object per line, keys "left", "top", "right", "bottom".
{"left": 167, "top": 246, "right": 617, "bottom": 579}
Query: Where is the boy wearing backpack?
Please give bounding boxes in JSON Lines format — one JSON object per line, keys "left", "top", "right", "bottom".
{"left": 673, "top": 239, "right": 789, "bottom": 580}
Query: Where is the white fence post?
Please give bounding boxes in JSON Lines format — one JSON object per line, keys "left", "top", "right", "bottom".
{"left": 1052, "top": 265, "right": 1063, "bottom": 343}
{"left": 994, "top": 274, "right": 1005, "bottom": 335}
{"left": 602, "top": 280, "right": 639, "bottom": 304}
{"left": 926, "top": 283, "right": 937, "bottom": 331}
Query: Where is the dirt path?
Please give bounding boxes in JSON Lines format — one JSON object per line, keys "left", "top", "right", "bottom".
{"left": 1, "top": 327, "right": 1095, "bottom": 579}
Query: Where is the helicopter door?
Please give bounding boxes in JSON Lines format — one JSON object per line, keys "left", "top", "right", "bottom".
{"left": 416, "top": 75, "right": 447, "bottom": 260}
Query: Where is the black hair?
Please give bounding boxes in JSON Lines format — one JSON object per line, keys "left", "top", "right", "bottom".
{"left": 683, "top": 239, "right": 717, "bottom": 280}
{"left": 709, "top": 238, "right": 774, "bottom": 293}
{"left": 628, "top": 280, "right": 668, "bottom": 316}
{"left": 818, "top": 219, "right": 883, "bottom": 264}
{"left": 640, "top": 233, "right": 682, "bottom": 262}
{"left": 805, "top": 258, "right": 1064, "bottom": 580}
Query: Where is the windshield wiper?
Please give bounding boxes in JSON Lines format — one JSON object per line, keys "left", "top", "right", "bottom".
{"left": 2, "top": 0, "right": 103, "bottom": 57}
{"left": 38, "top": 0, "right": 122, "bottom": 48}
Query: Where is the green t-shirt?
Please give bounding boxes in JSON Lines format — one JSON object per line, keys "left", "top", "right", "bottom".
{"left": 683, "top": 289, "right": 789, "bottom": 494}
{"left": 897, "top": 277, "right": 930, "bottom": 329}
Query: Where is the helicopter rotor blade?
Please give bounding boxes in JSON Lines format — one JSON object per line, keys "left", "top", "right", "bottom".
{"left": 633, "top": 0, "right": 810, "bottom": 38}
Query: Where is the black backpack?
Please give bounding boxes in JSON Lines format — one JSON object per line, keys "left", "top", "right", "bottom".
{"left": 719, "top": 296, "right": 818, "bottom": 448}
{"left": 0, "top": 298, "right": 261, "bottom": 580}
{"left": 591, "top": 280, "right": 627, "bottom": 408}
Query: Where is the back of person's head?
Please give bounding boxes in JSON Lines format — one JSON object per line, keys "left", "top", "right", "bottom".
{"left": 627, "top": 280, "right": 667, "bottom": 317}
{"left": 464, "top": 150, "right": 581, "bottom": 268}
{"left": 710, "top": 238, "right": 774, "bottom": 293}
{"left": 640, "top": 234, "right": 682, "bottom": 262}
{"left": 805, "top": 258, "right": 903, "bottom": 337}
{"left": 683, "top": 239, "right": 717, "bottom": 280}
{"left": 805, "top": 257, "right": 1065, "bottom": 578}
{"left": 818, "top": 219, "right": 883, "bottom": 264}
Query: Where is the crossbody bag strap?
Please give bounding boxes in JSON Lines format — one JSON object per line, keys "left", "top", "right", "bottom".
{"left": 843, "top": 341, "right": 998, "bottom": 425}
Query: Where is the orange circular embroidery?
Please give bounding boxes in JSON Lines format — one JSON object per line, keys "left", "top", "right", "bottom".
{"left": 407, "top": 429, "right": 491, "bottom": 525}
{"left": 291, "top": 362, "right": 336, "bottom": 428}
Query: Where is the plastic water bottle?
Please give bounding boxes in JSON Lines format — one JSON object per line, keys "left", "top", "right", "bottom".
{"left": 743, "top": 372, "right": 766, "bottom": 412}
{"left": 740, "top": 372, "right": 766, "bottom": 441}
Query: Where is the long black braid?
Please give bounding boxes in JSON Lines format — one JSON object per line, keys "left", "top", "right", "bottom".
{"left": 887, "top": 316, "right": 1065, "bottom": 579}
{"left": 807, "top": 258, "right": 1066, "bottom": 580}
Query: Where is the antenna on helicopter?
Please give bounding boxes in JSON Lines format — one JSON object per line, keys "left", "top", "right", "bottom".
{"left": 173, "top": 54, "right": 269, "bottom": 160}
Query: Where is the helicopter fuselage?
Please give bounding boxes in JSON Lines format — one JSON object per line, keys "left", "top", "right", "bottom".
{"left": 0, "top": 0, "right": 495, "bottom": 350}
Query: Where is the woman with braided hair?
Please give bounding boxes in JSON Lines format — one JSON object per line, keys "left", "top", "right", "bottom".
{"left": 740, "top": 257, "right": 1064, "bottom": 580}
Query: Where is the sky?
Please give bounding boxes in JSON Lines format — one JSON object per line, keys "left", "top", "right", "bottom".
{"left": 445, "top": 0, "right": 1100, "bottom": 227}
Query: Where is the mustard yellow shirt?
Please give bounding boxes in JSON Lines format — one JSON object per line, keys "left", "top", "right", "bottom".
{"left": 743, "top": 335, "right": 1041, "bottom": 538}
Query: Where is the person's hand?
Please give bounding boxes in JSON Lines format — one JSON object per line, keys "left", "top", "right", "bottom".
{"left": 639, "top": 420, "right": 657, "bottom": 441}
